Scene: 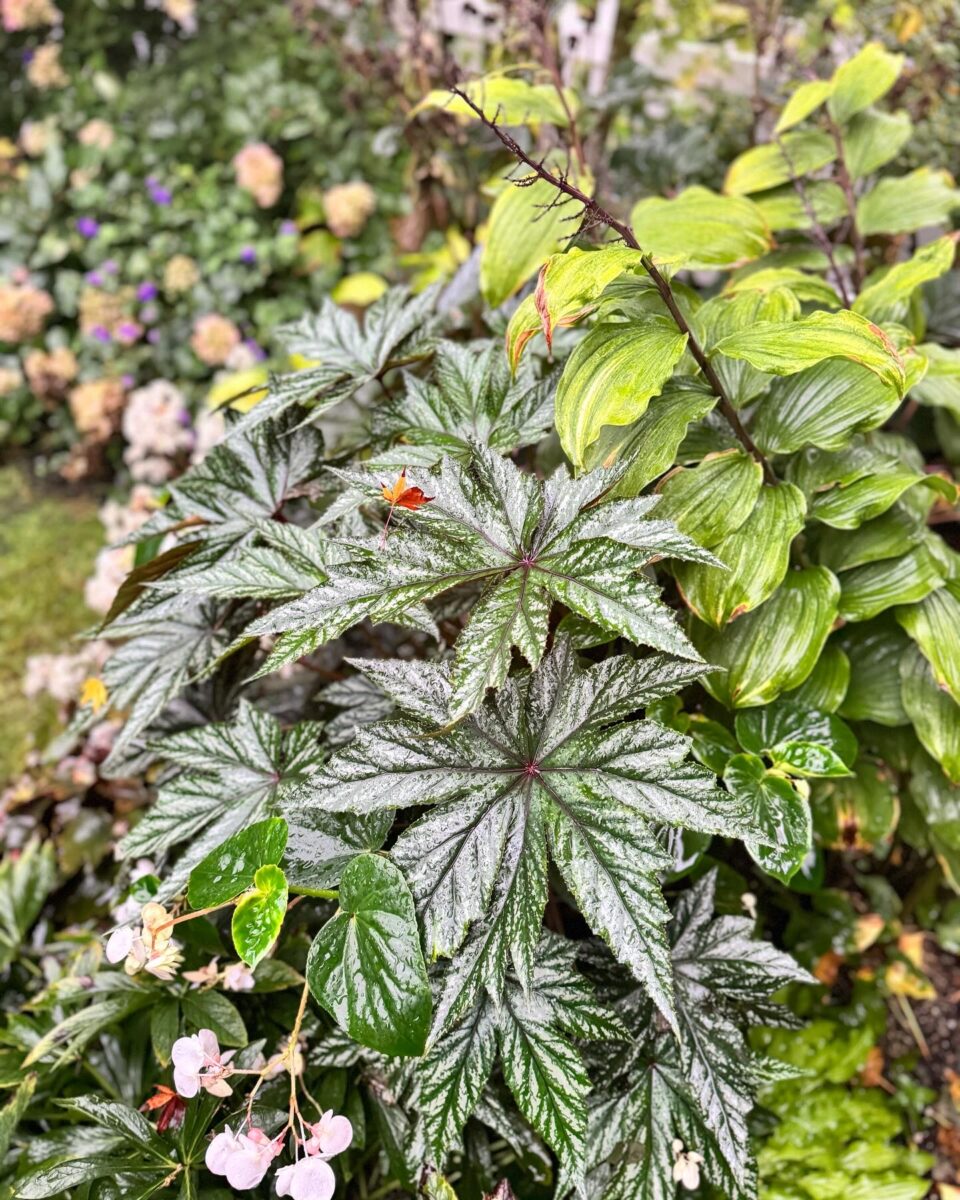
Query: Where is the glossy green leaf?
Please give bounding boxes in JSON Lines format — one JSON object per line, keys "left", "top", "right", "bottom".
{"left": 555, "top": 318, "right": 688, "bottom": 469}
{"left": 856, "top": 167, "right": 960, "bottom": 237}
{"left": 736, "top": 699, "right": 856, "bottom": 777}
{"left": 837, "top": 620, "right": 911, "bottom": 726}
{"left": 775, "top": 78, "right": 834, "bottom": 133}
{"left": 505, "top": 245, "right": 642, "bottom": 370}
{"left": 724, "top": 266, "right": 841, "bottom": 307}
{"left": 232, "top": 863, "right": 288, "bottom": 968}
{"left": 900, "top": 644, "right": 960, "bottom": 783}
{"left": 784, "top": 644, "right": 851, "bottom": 714}
{"left": 714, "top": 310, "right": 905, "bottom": 395}
{"left": 724, "top": 754, "right": 812, "bottom": 882}
{"left": 600, "top": 381, "right": 716, "bottom": 487}
{"left": 675, "top": 483, "right": 807, "bottom": 629}
{"left": 187, "top": 817, "right": 288, "bottom": 909}
{"left": 854, "top": 235, "right": 958, "bottom": 324}
{"left": 897, "top": 580, "right": 960, "bottom": 703}
{"left": 827, "top": 42, "right": 903, "bottom": 124}
{"left": 755, "top": 350, "right": 926, "bottom": 455}
{"left": 912, "top": 344, "right": 960, "bottom": 415}
{"left": 724, "top": 131, "right": 836, "bottom": 196}
{"left": 629, "top": 186, "right": 772, "bottom": 269}
{"left": 692, "top": 567, "right": 841, "bottom": 708}
{"left": 816, "top": 507, "right": 925, "bottom": 574}
{"left": 838, "top": 545, "right": 945, "bottom": 622}
{"left": 696, "top": 286, "right": 800, "bottom": 407}
{"left": 655, "top": 450, "right": 763, "bottom": 548}
{"left": 181, "top": 990, "right": 247, "bottom": 1048}
{"left": 842, "top": 108, "right": 913, "bottom": 179}
{"left": 480, "top": 160, "right": 593, "bottom": 308}
{"left": 306, "top": 853, "right": 431, "bottom": 1056}
{"left": 909, "top": 750, "right": 960, "bottom": 891}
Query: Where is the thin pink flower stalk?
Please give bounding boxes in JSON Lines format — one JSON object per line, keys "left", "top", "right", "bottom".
{"left": 201, "top": 982, "right": 353, "bottom": 1197}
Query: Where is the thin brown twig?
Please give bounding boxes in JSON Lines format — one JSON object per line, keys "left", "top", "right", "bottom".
{"left": 775, "top": 134, "right": 853, "bottom": 309}
{"left": 451, "top": 86, "right": 777, "bottom": 483}
{"left": 824, "top": 115, "right": 867, "bottom": 290}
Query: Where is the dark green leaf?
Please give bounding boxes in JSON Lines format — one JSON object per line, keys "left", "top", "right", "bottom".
{"left": 306, "top": 853, "right": 431, "bottom": 1056}
{"left": 188, "top": 817, "right": 288, "bottom": 909}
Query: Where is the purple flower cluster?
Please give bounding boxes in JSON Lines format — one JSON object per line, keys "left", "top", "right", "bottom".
{"left": 76, "top": 216, "right": 100, "bottom": 239}
{"left": 146, "top": 176, "right": 173, "bottom": 206}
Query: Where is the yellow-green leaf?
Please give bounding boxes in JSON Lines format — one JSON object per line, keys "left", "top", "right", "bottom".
{"left": 675, "top": 483, "right": 807, "bottom": 629}
{"left": 692, "top": 567, "right": 840, "bottom": 708}
{"left": 827, "top": 43, "right": 904, "bottom": 125}
{"left": 655, "top": 449, "right": 763, "bottom": 548}
{"left": 480, "top": 160, "right": 594, "bottom": 309}
{"left": 555, "top": 318, "right": 688, "bottom": 470}
{"left": 724, "top": 131, "right": 836, "bottom": 196}
{"left": 856, "top": 167, "right": 960, "bottom": 237}
{"left": 714, "top": 309, "right": 905, "bottom": 395}
{"left": 629, "top": 186, "right": 772, "bottom": 269}
{"left": 775, "top": 79, "right": 834, "bottom": 133}
{"left": 413, "top": 74, "right": 578, "bottom": 127}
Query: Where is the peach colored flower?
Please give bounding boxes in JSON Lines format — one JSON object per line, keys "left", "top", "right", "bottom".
{"left": 163, "top": 253, "right": 199, "bottom": 294}
{"left": 18, "top": 119, "right": 53, "bottom": 157}
{"left": 190, "top": 314, "right": 241, "bottom": 365}
{"left": 0, "top": 282, "right": 54, "bottom": 343}
{"left": 26, "top": 42, "right": 68, "bottom": 89}
{"left": 233, "top": 142, "right": 283, "bottom": 208}
{"left": 162, "top": 0, "right": 196, "bottom": 31}
{"left": 68, "top": 376, "right": 125, "bottom": 440}
{"left": 2, "top": 0, "right": 60, "bottom": 31}
{"left": 77, "top": 118, "right": 114, "bottom": 151}
{"left": 24, "top": 345, "right": 77, "bottom": 399}
{"left": 323, "top": 181, "right": 376, "bottom": 239}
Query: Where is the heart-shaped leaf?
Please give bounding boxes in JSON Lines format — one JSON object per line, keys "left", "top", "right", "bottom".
{"left": 306, "top": 853, "right": 431, "bottom": 1057}
{"left": 188, "top": 817, "right": 288, "bottom": 909}
{"left": 232, "top": 864, "right": 288, "bottom": 968}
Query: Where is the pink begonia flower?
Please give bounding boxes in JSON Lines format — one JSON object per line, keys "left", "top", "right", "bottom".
{"left": 105, "top": 901, "right": 182, "bottom": 981}
{"left": 223, "top": 961, "right": 255, "bottom": 991}
{"left": 275, "top": 1157, "right": 336, "bottom": 1200}
{"left": 206, "top": 1125, "right": 282, "bottom": 1190}
{"left": 171, "top": 1028, "right": 236, "bottom": 1098}
{"left": 182, "top": 957, "right": 220, "bottom": 988}
{"left": 304, "top": 1111, "right": 353, "bottom": 1158}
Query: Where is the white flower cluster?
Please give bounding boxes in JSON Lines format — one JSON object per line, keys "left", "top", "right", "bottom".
{"left": 122, "top": 379, "right": 193, "bottom": 483}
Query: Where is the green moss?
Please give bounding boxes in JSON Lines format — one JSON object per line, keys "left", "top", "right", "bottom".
{"left": 0, "top": 466, "right": 103, "bottom": 780}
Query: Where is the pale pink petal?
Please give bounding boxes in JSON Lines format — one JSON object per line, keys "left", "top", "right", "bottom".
{"left": 171, "top": 1034, "right": 205, "bottom": 1073}
{"left": 173, "top": 1065, "right": 200, "bottom": 1098}
{"left": 275, "top": 1164, "right": 296, "bottom": 1197}
{"left": 205, "top": 1128, "right": 239, "bottom": 1176}
{"left": 105, "top": 925, "right": 135, "bottom": 963}
{"left": 197, "top": 1028, "right": 221, "bottom": 1060}
{"left": 224, "top": 1139, "right": 274, "bottom": 1189}
{"left": 290, "top": 1157, "right": 336, "bottom": 1200}
{"left": 203, "top": 1076, "right": 233, "bottom": 1098}
{"left": 311, "top": 1112, "right": 353, "bottom": 1158}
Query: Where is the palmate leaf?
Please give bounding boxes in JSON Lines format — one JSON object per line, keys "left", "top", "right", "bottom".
{"left": 118, "top": 700, "right": 377, "bottom": 896}
{"left": 100, "top": 600, "right": 231, "bottom": 772}
{"left": 420, "top": 937, "right": 625, "bottom": 1186}
{"left": 227, "top": 286, "right": 440, "bottom": 437}
{"left": 370, "top": 340, "right": 555, "bottom": 468}
{"left": 240, "top": 443, "right": 719, "bottom": 722}
{"left": 126, "top": 408, "right": 326, "bottom": 575}
{"left": 591, "top": 871, "right": 811, "bottom": 1199}
{"left": 296, "top": 640, "right": 756, "bottom": 1029}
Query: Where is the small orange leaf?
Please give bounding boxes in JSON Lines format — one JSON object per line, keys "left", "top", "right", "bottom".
{"left": 380, "top": 469, "right": 434, "bottom": 512}
{"left": 79, "top": 677, "right": 108, "bottom": 713}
